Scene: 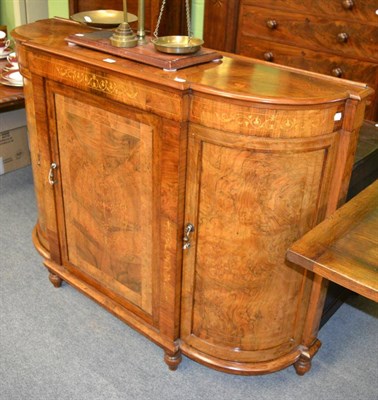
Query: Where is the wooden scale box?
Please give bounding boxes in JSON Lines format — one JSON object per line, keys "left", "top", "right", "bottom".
{"left": 12, "top": 0, "right": 373, "bottom": 376}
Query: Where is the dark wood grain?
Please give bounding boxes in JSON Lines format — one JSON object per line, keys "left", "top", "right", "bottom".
{"left": 202, "top": 0, "right": 240, "bottom": 52}
{"left": 287, "top": 180, "right": 378, "bottom": 302}
{"left": 238, "top": 6, "right": 377, "bottom": 62}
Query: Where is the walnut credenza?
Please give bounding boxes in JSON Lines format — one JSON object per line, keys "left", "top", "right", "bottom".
{"left": 13, "top": 18, "right": 373, "bottom": 375}
{"left": 204, "top": 0, "right": 378, "bottom": 122}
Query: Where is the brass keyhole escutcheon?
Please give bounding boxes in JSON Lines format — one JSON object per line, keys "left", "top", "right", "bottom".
{"left": 48, "top": 162, "right": 58, "bottom": 185}
{"left": 183, "top": 223, "right": 195, "bottom": 250}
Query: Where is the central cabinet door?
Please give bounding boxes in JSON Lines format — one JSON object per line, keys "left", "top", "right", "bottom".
{"left": 180, "top": 121, "right": 337, "bottom": 372}
{"left": 47, "top": 83, "right": 162, "bottom": 319}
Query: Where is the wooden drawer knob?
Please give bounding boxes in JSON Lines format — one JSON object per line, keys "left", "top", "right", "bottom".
{"left": 266, "top": 19, "right": 278, "bottom": 30}
{"left": 331, "top": 67, "right": 343, "bottom": 77}
{"left": 263, "top": 52, "right": 274, "bottom": 61}
{"left": 342, "top": 0, "right": 354, "bottom": 10}
{"left": 337, "top": 32, "right": 349, "bottom": 43}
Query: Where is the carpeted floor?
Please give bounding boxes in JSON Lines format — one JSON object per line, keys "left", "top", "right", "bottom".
{"left": 1, "top": 166, "right": 377, "bottom": 400}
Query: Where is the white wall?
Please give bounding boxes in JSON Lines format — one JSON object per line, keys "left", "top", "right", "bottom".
{"left": 25, "top": 0, "right": 49, "bottom": 22}
{"left": 13, "top": 0, "right": 49, "bottom": 26}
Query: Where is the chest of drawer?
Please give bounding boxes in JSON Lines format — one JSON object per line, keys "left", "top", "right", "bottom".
{"left": 243, "top": 0, "right": 378, "bottom": 23}
{"left": 239, "top": 6, "right": 378, "bottom": 62}
{"left": 236, "top": 37, "right": 378, "bottom": 120}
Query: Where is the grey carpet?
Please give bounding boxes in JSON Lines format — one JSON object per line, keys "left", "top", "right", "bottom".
{"left": 1, "top": 166, "right": 377, "bottom": 400}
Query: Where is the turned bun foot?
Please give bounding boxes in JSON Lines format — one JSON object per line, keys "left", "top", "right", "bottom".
{"left": 294, "top": 340, "right": 321, "bottom": 375}
{"left": 294, "top": 355, "right": 312, "bottom": 375}
{"left": 164, "top": 350, "right": 182, "bottom": 371}
{"left": 48, "top": 271, "right": 63, "bottom": 288}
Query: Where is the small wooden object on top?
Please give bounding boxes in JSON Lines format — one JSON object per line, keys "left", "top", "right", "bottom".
{"left": 65, "top": 31, "right": 220, "bottom": 70}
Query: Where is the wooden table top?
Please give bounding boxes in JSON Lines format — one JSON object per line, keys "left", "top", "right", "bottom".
{"left": 12, "top": 18, "right": 373, "bottom": 106}
{"left": 287, "top": 180, "right": 378, "bottom": 302}
{"left": 0, "top": 59, "right": 24, "bottom": 112}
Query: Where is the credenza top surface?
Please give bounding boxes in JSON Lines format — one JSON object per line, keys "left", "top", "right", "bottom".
{"left": 12, "top": 18, "right": 374, "bottom": 105}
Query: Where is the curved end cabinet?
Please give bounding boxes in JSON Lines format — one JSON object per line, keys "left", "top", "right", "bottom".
{"left": 12, "top": 18, "right": 373, "bottom": 376}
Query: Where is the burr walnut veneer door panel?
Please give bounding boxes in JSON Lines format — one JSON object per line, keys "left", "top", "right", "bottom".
{"left": 47, "top": 84, "right": 160, "bottom": 320}
{"left": 181, "top": 122, "right": 338, "bottom": 373}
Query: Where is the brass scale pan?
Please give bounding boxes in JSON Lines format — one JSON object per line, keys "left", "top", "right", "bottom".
{"left": 151, "top": 35, "right": 203, "bottom": 54}
{"left": 70, "top": 10, "right": 137, "bottom": 29}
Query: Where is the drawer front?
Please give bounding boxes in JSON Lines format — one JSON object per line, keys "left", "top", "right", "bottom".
{"left": 312, "top": 0, "right": 378, "bottom": 23}
{"left": 236, "top": 38, "right": 378, "bottom": 120}
{"left": 242, "top": 0, "right": 378, "bottom": 23}
{"left": 239, "top": 6, "right": 378, "bottom": 62}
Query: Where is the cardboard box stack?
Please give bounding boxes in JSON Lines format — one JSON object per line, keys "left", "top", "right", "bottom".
{"left": 0, "top": 109, "right": 30, "bottom": 175}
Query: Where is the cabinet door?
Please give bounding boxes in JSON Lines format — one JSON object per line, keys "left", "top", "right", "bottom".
{"left": 46, "top": 82, "right": 169, "bottom": 322}
{"left": 180, "top": 123, "right": 338, "bottom": 372}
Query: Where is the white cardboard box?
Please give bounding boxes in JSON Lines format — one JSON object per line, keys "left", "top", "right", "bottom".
{"left": 0, "top": 109, "right": 30, "bottom": 175}
{"left": 0, "top": 108, "right": 27, "bottom": 130}
{"left": 0, "top": 126, "right": 31, "bottom": 175}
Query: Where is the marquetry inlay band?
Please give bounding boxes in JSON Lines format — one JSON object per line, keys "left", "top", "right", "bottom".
{"left": 53, "top": 63, "right": 185, "bottom": 120}
{"left": 55, "top": 65, "right": 138, "bottom": 99}
{"left": 215, "top": 112, "right": 295, "bottom": 129}
{"left": 190, "top": 96, "right": 342, "bottom": 137}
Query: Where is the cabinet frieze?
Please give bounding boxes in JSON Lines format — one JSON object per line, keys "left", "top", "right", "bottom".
{"left": 27, "top": 53, "right": 185, "bottom": 121}
{"left": 190, "top": 96, "right": 343, "bottom": 137}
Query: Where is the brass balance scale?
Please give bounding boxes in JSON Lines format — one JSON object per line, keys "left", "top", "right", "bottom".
{"left": 70, "top": 0, "right": 205, "bottom": 55}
